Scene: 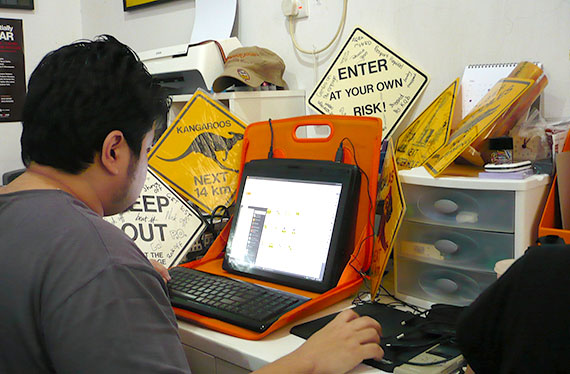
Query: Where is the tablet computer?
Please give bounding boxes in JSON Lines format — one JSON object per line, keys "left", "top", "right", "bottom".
{"left": 223, "top": 158, "right": 361, "bottom": 293}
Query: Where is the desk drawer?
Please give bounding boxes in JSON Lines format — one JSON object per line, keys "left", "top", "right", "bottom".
{"left": 402, "top": 183, "right": 515, "bottom": 232}
{"left": 396, "top": 221, "right": 514, "bottom": 272}
{"left": 395, "top": 256, "right": 496, "bottom": 306}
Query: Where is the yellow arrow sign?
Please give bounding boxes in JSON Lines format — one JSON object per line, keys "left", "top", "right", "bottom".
{"left": 395, "top": 78, "right": 459, "bottom": 170}
{"left": 308, "top": 27, "right": 429, "bottom": 140}
{"left": 424, "top": 78, "right": 533, "bottom": 177}
{"left": 148, "top": 89, "right": 247, "bottom": 214}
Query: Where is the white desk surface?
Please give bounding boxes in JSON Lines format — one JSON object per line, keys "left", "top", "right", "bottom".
{"left": 177, "top": 294, "right": 388, "bottom": 373}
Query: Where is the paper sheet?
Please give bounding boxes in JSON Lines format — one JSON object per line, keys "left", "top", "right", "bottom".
{"left": 190, "top": 0, "right": 237, "bottom": 43}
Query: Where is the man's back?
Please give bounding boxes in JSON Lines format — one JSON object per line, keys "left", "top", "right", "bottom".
{"left": 0, "top": 190, "right": 190, "bottom": 373}
{"left": 457, "top": 245, "right": 570, "bottom": 373}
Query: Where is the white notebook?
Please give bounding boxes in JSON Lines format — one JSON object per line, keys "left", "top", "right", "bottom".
{"left": 461, "top": 62, "right": 543, "bottom": 118}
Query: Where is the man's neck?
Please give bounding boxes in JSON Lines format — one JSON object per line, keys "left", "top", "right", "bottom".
{"left": 2, "top": 164, "right": 105, "bottom": 216}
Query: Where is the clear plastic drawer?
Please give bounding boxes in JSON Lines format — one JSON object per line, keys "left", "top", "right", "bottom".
{"left": 395, "top": 256, "right": 496, "bottom": 306}
{"left": 402, "top": 183, "right": 515, "bottom": 232}
{"left": 396, "top": 221, "right": 514, "bottom": 272}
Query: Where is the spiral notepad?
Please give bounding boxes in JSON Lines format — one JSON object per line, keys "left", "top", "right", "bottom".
{"left": 461, "top": 62, "right": 520, "bottom": 118}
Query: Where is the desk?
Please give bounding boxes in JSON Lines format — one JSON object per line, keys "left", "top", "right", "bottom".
{"left": 177, "top": 295, "right": 387, "bottom": 374}
{"left": 176, "top": 272, "right": 405, "bottom": 373}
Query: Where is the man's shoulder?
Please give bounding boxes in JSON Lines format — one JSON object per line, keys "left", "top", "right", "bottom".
{"left": 10, "top": 190, "right": 148, "bottom": 268}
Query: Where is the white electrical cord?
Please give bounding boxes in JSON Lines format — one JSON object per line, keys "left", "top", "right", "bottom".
{"left": 288, "top": 0, "right": 348, "bottom": 55}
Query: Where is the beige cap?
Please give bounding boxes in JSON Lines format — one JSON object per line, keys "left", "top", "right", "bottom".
{"left": 212, "top": 46, "right": 288, "bottom": 92}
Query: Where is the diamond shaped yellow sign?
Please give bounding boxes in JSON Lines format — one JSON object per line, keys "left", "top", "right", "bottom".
{"left": 148, "top": 89, "right": 247, "bottom": 214}
{"left": 308, "top": 27, "right": 429, "bottom": 140}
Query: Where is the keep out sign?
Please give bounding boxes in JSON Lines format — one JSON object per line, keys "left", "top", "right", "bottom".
{"left": 104, "top": 169, "right": 206, "bottom": 267}
{"left": 308, "top": 27, "right": 429, "bottom": 140}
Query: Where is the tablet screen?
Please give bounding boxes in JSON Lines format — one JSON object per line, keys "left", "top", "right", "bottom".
{"left": 223, "top": 159, "right": 360, "bottom": 293}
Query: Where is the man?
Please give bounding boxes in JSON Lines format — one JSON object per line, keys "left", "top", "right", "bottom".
{"left": 456, "top": 244, "right": 570, "bottom": 373}
{"left": 0, "top": 35, "right": 383, "bottom": 373}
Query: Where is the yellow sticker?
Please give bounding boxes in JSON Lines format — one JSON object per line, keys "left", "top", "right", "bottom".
{"left": 395, "top": 78, "right": 459, "bottom": 170}
{"left": 424, "top": 78, "right": 533, "bottom": 177}
{"left": 148, "top": 89, "right": 247, "bottom": 214}
{"left": 308, "top": 27, "right": 429, "bottom": 140}
{"left": 370, "top": 139, "right": 406, "bottom": 301}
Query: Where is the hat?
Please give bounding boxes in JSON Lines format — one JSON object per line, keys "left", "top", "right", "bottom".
{"left": 212, "top": 46, "right": 288, "bottom": 92}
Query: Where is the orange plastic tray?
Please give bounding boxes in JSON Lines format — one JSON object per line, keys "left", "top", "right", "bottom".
{"left": 174, "top": 114, "right": 383, "bottom": 339}
{"left": 538, "top": 129, "right": 570, "bottom": 243}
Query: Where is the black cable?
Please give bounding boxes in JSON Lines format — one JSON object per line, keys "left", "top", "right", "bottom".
{"left": 378, "top": 284, "right": 428, "bottom": 317}
{"left": 186, "top": 204, "right": 232, "bottom": 262}
{"left": 267, "top": 118, "right": 274, "bottom": 158}
{"left": 402, "top": 357, "right": 456, "bottom": 366}
{"left": 338, "top": 137, "right": 375, "bottom": 278}
{"left": 385, "top": 337, "right": 450, "bottom": 349}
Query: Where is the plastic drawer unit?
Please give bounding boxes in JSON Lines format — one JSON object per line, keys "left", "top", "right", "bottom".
{"left": 394, "top": 167, "right": 550, "bottom": 308}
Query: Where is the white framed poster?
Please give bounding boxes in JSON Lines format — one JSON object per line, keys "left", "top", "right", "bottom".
{"left": 0, "top": 18, "right": 26, "bottom": 122}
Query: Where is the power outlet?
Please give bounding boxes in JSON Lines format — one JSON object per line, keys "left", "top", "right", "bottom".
{"left": 282, "top": 0, "right": 309, "bottom": 19}
{"left": 296, "top": 0, "right": 309, "bottom": 18}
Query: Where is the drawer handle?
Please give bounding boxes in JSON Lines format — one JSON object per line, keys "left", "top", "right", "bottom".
{"left": 434, "top": 239, "right": 459, "bottom": 254}
{"left": 434, "top": 278, "right": 459, "bottom": 294}
{"left": 433, "top": 199, "right": 458, "bottom": 214}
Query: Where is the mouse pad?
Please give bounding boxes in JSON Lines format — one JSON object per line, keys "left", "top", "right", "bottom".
{"left": 290, "top": 303, "right": 443, "bottom": 372}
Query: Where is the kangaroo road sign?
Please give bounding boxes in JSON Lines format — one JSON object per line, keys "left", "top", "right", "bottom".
{"left": 308, "top": 27, "right": 429, "bottom": 140}
{"left": 149, "top": 89, "right": 247, "bottom": 214}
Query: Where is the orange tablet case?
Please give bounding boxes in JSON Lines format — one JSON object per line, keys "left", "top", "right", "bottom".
{"left": 173, "top": 114, "right": 383, "bottom": 340}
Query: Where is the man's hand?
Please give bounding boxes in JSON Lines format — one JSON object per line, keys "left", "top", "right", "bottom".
{"left": 254, "top": 308, "right": 383, "bottom": 374}
{"left": 150, "top": 259, "right": 171, "bottom": 283}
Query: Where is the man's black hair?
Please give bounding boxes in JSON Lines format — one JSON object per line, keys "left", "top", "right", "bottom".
{"left": 21, "top": 34, "right": 170, "bottom": 174}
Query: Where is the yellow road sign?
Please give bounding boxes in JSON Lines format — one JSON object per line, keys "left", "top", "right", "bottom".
{"left": 148, "top": 89, "right": 247, "bottom": 214}
{"left": 424, "top": 78, "right": 533, "bottom": 177}
{"left": 370, "top": 139, "right": 405, "bottom": 301}
{"left": 395, "top": 78, "right": 459, "bottom": 169}
{"left": 308, "top": 27, "right": 429, "bottom": 140}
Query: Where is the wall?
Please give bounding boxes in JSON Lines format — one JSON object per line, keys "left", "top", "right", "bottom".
{"left": 0, "top": 0, "right": 81, "bottom": 176}
{"left": 238, "top": 0, "right": 570, "bottom": 119}
{"left": 80, "top": 0, "right": 196, "bottom": 52}
{"left": 2, "top": 0, "right": 570, "bottom": 177}
{"left": 79, "top": 0, "right": 570, "bottom": 121}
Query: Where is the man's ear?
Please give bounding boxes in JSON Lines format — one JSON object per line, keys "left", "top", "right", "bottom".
{"left": 100, "top": 130, "right": 127, "bottom": 175}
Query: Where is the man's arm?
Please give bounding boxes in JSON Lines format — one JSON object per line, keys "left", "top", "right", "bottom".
{"left": 43, "top": 264, "right": 190, "bottom": 374}
{"left": 253, "top": 309, "right": 384, "bottom": 374}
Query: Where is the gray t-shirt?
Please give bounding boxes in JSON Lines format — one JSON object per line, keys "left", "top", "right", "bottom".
{"left": 0, "top": 190, "right": 191, "bottom": 373}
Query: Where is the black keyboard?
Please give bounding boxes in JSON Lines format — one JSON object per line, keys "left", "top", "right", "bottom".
{"left": 168, "top": 267, "right": 311, "bottom": 332}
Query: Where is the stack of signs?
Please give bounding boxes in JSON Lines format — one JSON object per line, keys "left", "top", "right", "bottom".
{"left": 423, "top": 77, "right": 533, "bottom": 176}
{"left": 104, "top": 169, "right": 206, "bottom": 268}
{"left": 308, "top": 27, "right": 429, "bottom": 140}
{"left": 369, "top": 139, "right": 406, "bottom": 301}
{"left": 148, "top": 88, "right": 247, "bottom": 214}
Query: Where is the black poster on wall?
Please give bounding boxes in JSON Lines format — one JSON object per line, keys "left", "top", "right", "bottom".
{"left": 0, "top": 18, "right": 25, "bottom": 122}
